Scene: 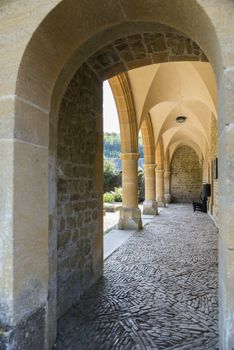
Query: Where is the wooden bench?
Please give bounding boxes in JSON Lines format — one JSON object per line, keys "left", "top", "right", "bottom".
{"left": 193, "top": 193, "right": 208, "bottom": 213}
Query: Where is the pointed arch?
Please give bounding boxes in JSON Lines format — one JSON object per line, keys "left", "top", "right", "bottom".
{"left": 109, "top": 73, "right": 138, "bottom": 153}
{"left": 141, "top": 114, "right": 155, "bottom": 164}
{"left": 156, "top": 137, "right": 164, "bottom": 169}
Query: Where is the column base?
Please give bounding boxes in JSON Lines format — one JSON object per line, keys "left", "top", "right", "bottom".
{"left": 157, "top": 197, "right": 166, "bottom": 207}
{"left": 143, "top": 200, "right": 158, "bottom": 215}
{"left": 164, "top": 194, "right": 171, "bottom": 205}
{"left": 118, "top": 207, "right": 142, "bottom": 230}
{"left": 0, "top": 306, "right": 46, "bottom": 350}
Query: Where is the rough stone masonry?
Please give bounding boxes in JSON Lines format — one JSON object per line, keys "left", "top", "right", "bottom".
{"left": 57, "top": 63, "right": 103, "bottom": 317}
{"left": 171, "top": 146, "right": 202, "bottom": 203}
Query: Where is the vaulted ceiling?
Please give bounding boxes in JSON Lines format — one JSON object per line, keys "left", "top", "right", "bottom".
{"left": 126, "top": 61, "right": 217, "bottom": 161}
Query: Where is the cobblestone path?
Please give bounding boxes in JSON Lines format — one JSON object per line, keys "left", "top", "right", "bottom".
{"left": 55, "top": 204, "right": 218, "bottom": 350}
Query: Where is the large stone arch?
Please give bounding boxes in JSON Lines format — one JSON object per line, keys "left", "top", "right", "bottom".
{"left": 0, "top": 1, "right": 234, "bottom": 349}
{"left": 14, "top": 0, "right": 223, "bottom": 109}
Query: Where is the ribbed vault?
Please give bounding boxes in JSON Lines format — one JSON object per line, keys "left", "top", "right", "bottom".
{"left": 115, "top": 60, "right": 217, "bottom": 172}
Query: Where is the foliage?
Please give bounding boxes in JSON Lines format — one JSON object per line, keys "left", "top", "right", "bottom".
{"left": 103, "top": 187, "right": 123, "bottom": 203}
{"left": 103, "top": 159, "right": 121, "bottom": 192}
{"left": 104, "top": 132, "right": 121, "bottom": 158}
{"left": 103, "top": 133, "right": 144, "bottom": 196}
{"left": 104, "top": 132, "right": 144, "bottom": 159}
{"left": 112, "top": 187, "right": 122, "bottom": 202}
{"left": 138, "top": 170, "right": 145, "bottom": 202}
{"left": 103, "top": 192, "right": 115, "bottom": 203}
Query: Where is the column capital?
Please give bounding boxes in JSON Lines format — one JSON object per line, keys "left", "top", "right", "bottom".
{"left": 144, "top": 163, "right": 156, "bottom": 170}
{"left": 155, "top": 168, "right": 164, "bottom": 173}
{"left": 120, "top": 152, "right": 139, "bottom": 160}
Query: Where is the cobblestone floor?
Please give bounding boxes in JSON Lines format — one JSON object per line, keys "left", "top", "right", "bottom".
{"left": 55, "top": 204, "right": 218, "bottom": 350}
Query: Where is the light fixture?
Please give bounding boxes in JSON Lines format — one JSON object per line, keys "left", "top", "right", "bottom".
{"left": 176, "top": 115, "right": 187, "bottom": 123}
{"left": 176, "top": 81, "right": 187, "bottom": 124}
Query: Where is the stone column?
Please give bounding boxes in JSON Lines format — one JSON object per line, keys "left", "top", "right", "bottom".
{"left": 143, "top": 164, "right": 158, "bottom": 215}
{"left": 164, "top": 170, "right": 171, "bottom": 204}
{"left": 118, "top": 153, "right": 142, "bottom": 230}
{"left": 155, "top": 168, "right": 166, "bottom": 207}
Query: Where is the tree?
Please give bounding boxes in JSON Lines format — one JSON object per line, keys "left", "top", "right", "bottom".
{"left": 138, "top": 169, "right": 145, "bottom": 202}
{"left": 103, "top": 159, "right": 121, "bottom": 192}
{"left": 104, "top": 132, "right": 144, "bottom": 159}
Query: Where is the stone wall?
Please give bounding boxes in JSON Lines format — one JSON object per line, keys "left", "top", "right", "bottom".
{"left": 57, "top": 63, "right": 103, "bottom": 317}
{"left": 171, "top": 146, "right": 202, "bottom": 203}
{"left": 213, "top": 179, "right": 218, "bottom": 220}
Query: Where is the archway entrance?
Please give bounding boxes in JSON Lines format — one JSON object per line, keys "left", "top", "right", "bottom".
{"left": 54, "top": 53, "right": 219, "bottom": 348}
{"left": 1, "top": 1, "right": 234, "bottom": 349}
{"left": 51, "top": 33, "right": 220, "bottom": 349}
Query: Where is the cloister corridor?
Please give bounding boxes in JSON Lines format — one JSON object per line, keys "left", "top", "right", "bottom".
{"left": 2, "top": 1, "right": 234, "bottom": 349}
{"left": 55, "top": 205, "right": 218, "bottom": 350}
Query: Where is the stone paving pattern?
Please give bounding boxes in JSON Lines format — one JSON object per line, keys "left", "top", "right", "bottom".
{"left": 55, "top": 204, "right": 218, "bottom": 349}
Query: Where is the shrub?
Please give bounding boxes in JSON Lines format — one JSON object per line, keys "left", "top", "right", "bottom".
{"left": 113, "top": 187, "right": 122, "bottom": 202}
{"left": 103, "top": 192, "right": 114, "bottom": 203}
{"left": 138, "top": 169, "right": 145, "bottom": 202}
{"left": 103, "top": 159, "right": 121, "bottom": 192}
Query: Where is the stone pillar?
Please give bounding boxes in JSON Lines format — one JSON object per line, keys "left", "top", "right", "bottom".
{"left": 155, "top": 168, "right": 165, "bottom": 207}
{"left": 143, "top": 164, "right": 158, "bottom": 215}
{"left": 164, "top": 170, "right": 171, "bottom": 204}
{"left": 118, "top": 153, "right": 142, "bottom": 230}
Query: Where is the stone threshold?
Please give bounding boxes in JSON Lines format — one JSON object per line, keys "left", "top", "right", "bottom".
{"left": 103, "top": 211, "right": 159, "bottom": 260}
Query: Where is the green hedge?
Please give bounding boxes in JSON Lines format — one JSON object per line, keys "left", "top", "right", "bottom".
{"left": 103, "top": 187, "right": 123, "bottom": 203}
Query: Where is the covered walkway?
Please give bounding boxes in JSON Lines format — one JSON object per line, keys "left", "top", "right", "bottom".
{"left": 55, "top": 205, "right": 218, "bottom": 349}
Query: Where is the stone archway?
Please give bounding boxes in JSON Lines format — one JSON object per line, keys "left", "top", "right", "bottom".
{"left": 54, "top": 35, "right": 210, "bottom": 347}
{"left": 1, "top": 1, "right": 233, "bottom": 349}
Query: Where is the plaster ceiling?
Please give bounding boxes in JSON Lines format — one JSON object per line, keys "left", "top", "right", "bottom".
{"left": 126, "top": 61, "right": 217, "bottom": 159}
